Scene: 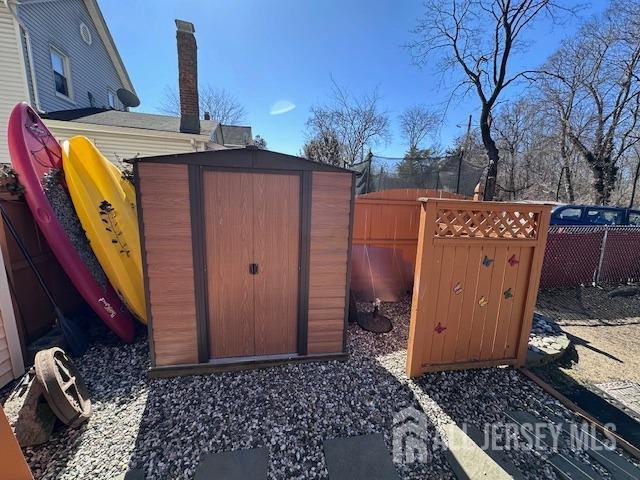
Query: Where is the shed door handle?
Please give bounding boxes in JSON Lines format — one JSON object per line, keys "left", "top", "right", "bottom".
{"left": 249, "top": 263, "right": 259, "bottom": 275}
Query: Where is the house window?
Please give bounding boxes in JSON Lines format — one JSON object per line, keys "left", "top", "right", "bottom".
{"left": 50, "top": 47, "right": 71, "bottom": 99}
{"left": 108, "top": 89, "right": 117, "bottom": 109}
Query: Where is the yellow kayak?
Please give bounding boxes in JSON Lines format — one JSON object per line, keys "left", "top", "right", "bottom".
{"left": 62, "top": 136, "right": 146, "bottom": 323}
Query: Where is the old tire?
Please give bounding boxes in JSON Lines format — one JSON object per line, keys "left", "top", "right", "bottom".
{"left": 34, "top": 347, "right": 91, "bottom": 427}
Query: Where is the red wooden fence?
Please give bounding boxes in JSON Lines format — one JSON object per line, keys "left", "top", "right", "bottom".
{"left": 351, "top": 189, "right": 469, "bottom": 301}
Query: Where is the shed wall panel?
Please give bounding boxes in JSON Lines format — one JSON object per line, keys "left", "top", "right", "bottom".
{"left": 307, "top": 172, "right": 352, "bottom": 354}
{"left": 139, "top": 163, "right": 197, "bottom": 366}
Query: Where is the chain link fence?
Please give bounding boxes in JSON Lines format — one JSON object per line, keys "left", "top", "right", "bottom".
{"left": 540, "top": 225, "right": 640, "bottom": 288}
{"left": 352, "top": 153, "right": 484, "bottom": 196}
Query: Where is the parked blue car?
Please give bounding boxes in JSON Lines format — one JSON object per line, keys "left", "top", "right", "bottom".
{"left": 550, "top": 204, "right": 640, "bottom": 226}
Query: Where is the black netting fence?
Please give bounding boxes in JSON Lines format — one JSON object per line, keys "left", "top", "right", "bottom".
{"left": 351, "top": 153, "right": 485, "bottom": 196}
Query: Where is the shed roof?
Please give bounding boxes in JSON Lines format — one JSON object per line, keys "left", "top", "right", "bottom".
{"left": 131, "top": 146, "right": 354, "bottom": 173}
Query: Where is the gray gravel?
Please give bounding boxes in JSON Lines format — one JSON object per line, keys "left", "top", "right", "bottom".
{"left": 10, "top": 298, "right": 636, "bottom": 479}
{"left": 41, "top": 168, "right": 108, "bottom": 289}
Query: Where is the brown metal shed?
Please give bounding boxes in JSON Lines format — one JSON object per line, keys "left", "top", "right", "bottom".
{"left": 132, "top": 147, "right": 355, "bottom": 376}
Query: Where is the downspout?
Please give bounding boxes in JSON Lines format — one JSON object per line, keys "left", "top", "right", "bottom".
{"left": 4, "top": 0, "right": 42, "bottom": 112}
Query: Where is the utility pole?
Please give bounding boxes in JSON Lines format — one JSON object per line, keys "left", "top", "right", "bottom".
{"left": 456, "top": 114, "right": 472, "bottom": 194}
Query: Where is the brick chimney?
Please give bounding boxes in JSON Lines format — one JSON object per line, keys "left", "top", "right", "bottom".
{"left": 175, "top": 19, "right": 200, "bottom": 134}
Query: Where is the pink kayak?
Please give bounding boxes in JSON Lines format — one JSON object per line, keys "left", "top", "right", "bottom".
{"left": 7, "top": 103, "right": 135, "bottom": 342}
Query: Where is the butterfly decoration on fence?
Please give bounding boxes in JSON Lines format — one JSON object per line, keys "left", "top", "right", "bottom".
{"left": 508, "top": 254, "right": 519, "bottom": 267}
{"left": 434, "top": 322, "right": 447, "bottom": 334}
{"left": 503, "top": 288, "right": 514, "bottom": 299}
{"left": 478, "top": 296, "right": 489, "bottom": 307}
{"left": 453, "top": 282, "right": 463, "bottom": 295}
{"left": 482, "top": 256, "right": 494, "bottom": 267}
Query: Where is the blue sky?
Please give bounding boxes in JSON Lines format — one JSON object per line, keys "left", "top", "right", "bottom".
{"left": 101, "top": 0, "right": 606, "bottom": 157}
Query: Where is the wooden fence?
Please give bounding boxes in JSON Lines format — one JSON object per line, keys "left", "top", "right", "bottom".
{"left": 406, "top": 199, "right": 551, "bottom": 377}
{"left": 351, "top": 188, "right": 469, "bottom": 301}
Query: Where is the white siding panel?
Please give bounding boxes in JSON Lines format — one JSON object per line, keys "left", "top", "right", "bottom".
{"left": 48, "top": 123, "right": 210, "bottom": 165}
{"left": 0, "top": 314, "right": 14, "bottom": 389}
{"left": 0, "top": 5, "right": 30, "bottom": 165}
{"left": 0, "top": 230, "right": 24, "bottom": 387}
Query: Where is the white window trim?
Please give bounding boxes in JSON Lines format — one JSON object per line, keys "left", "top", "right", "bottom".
{"left": 49, "top": 45, "right": 75, "bottom": 104}
{"left": 107, "top": 88, "right": 118, "bottom": 109}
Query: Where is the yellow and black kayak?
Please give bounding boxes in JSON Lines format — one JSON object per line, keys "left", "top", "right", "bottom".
{"left": 62, "top": 136, "right": 146, "bottom": 323}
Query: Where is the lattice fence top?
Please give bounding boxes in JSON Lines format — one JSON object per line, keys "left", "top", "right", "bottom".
{"left": 433, "top": 206, "right": 541, "bottom": 239}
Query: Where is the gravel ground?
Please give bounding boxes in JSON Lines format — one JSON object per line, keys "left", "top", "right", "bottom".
{"left": 6, "top": 298, "right": 635, "bottom": 479}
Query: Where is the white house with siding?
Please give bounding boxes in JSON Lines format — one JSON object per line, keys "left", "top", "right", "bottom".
{"left": 0, "top": 0, "right": 252, "bottom": 165}
{"left": 0, "top": 0, "right": 252, "bottom": 387}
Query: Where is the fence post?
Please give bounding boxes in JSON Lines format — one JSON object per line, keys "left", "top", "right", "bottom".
{"left": 595, "top": 226, "right": 608, "bottom": 286}
{"left": 515, "top": 205, "right": 552, "bottom": 367}
{"left": 406, "top": 200, "right": 438, "bottom": 378}
{"left": 473, "top": 183, "right": 484, "bottom": 201}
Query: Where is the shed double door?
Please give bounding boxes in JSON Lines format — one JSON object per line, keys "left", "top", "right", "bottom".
{"left": 203, "top": 170, "right": 300, "bottom": 359}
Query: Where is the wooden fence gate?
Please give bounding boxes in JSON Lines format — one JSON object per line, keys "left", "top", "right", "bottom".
{"left": 406, "top": 199, "right": 551, "bottom": 377}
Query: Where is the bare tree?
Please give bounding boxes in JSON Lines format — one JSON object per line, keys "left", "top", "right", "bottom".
{"left": 306, "top": 79, "right": 390, "bottom": 165}
{"left": 160, "top": 84, "right": 247, "bottom": 125}
{"left": 399, "top": 105, "right": 439, "bottom": 151}
{"left": 493, "top": 97, "right": 564, "bottom": 200}
{"left": 493, "top": 100, "right": 533, "bottom": 199}
{"left": 536, "top": 47, "right": 583, "bottom": 202}
{"left": 540, "top": 1, "right": 640, "bottom": 205}
{"left": 409, "top": 0, "right": 567, "bottom": 200}
{"left": 628, "top": 143, "right": 640, "bottom": 207}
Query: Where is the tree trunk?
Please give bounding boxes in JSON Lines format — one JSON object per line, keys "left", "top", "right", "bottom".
{"left": 508, "top": 157, "right": 516, "bottom": 201}
{"left": 584, "top": 152, "right": 615, "bottom": 205}
{"left": 630, "top": 155, "right": 640, "bottom": 208}
{"left": 559, "top": 124, "right": 575, "bottom": 202}
{"left": 480, "top": 107, "right": 499, "bottom": 201}
{"left": 564, "top": 165, "right": 575, "bottom": 203}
